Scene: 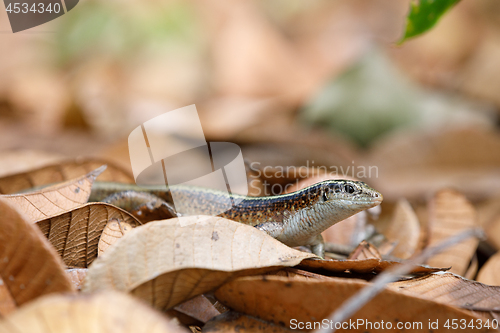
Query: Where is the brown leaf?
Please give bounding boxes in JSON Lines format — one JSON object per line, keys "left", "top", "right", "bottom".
{"left": 347, "top": 241, "right": 382, "bottom": 260}
{"left": 172, "top": 295, "right": 221, "bottom": 324}
{"left": 390, "top": 272, "right": 500, "bottom": 320}
{"left": 465, "top": 253, "right": 479, "bottom": 280}
{"left": 0, "top": 198, "right": 75, "bottom": 308}
{"left": 215, "top": 276, "right": 494, "bottom": 332}
{"left": 477, "top": 252, "right": 500, "bottom": 286}
{"left": 0, "top": 278, "right": 16, "bottom": 316}
{"left": 267, "top": 268, "right": 333, "bottom": 281}
{"left": 382, "top": 199, "right": 421, "bottom": 259}
{"left": 426, "top": 189, "right": 479, "bottom": 275}
{"left": 98, "top": 220, "right": 134, "bottom": 256}
{"left": 481, "top": 196, "right": 500, "bottom": 250}
{"left": 298, "top": 258, "right": 445, "bottom": 275}
{"left": 485, "top": 215, "right": 500, "bottom": 251}
{"left": 82, "top": 216, "right": 315, "bottom": 310}
{"left": 204, "top": 311, "right": 294, "bottom": 333}
{"left": 0, "top": 166, "right": 105, "bottom": 221}
{"left": 478, "top": 194, "right": 500, "bottom": 228}
{"left": 0, "top": 292, "right": 187, "bottom": 333}
{"left": 36, "top": 203, "right": 142, "bottom": 268}
{"left": 0, "top": 158, "right": 133, "bottom": 195}
{"left": 65, "top": 269, "right": 87, "bottom": 291}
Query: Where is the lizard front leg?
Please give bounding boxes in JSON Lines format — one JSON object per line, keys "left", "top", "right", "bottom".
{"left": 309, "top": 234, "right": 325, "bottom": 258}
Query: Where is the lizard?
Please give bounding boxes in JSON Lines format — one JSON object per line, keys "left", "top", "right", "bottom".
{"left": 89, "top": 179, "right": 383, "bottom": 257}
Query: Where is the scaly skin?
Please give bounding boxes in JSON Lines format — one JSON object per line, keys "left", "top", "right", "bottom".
{"left": 90, "top": 180, "right": 383, "bottom": 257}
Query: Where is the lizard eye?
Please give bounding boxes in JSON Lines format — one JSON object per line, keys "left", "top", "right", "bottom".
{"left": 344, "top": 184, "right": 355, "bottom": 194}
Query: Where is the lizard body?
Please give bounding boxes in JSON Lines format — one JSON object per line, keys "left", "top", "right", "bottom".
{"left": 90, "top": 180, "right": 383, "bottom": 257}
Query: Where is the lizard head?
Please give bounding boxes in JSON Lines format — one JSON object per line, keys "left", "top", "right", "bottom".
{"left": 318, "top": 179, "right": 383, "bottom": 210}
{"left": 277, "top": 179, "right": 384, "bottom": 249}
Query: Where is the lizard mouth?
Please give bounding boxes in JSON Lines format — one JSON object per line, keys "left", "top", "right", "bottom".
{"left": 344, "top": 194, "right": 383, "bottom": 206}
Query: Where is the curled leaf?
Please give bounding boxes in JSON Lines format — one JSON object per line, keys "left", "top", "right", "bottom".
{"left": 390, "top": 272, "right": 500, "bottom": 320}
{"left": 98, "top": 220, "right": 134, "bottom": 256}
{"left": 0, "top": 198, "right": 75, "bottom": 308}
{"left": 383, "top": 199, "right": 420, "bottom": 259}
{"left": 172, "top": 294, "right": 221, "bottom": 324}
{"left": 0, "top": 166, "right": 105, "bottom": 221}
{"left": 426, "top": 189, "right": 478, "bottom": 275}
{"left": 83, "top": 216, "right": 315, "bottom": 310}
{"left": 0, "top": 278, "right": 16, "bottom": 316}
{"left": 215, "top": 275, "right": 491, "bottom": 332}
{"left": 0, "top": 158, "right": 133, "bottom": 195}
{"left": 0, "top": 292, "right": 187, "bottom": 333}
{"left": 476, "top": 252, "right": 500, "bottom": 286}
{"left": 36, "top": 203, "right": 142, "bottom": 268}
{"left": 298, "top": 258, "right": 445, "bottom": 275}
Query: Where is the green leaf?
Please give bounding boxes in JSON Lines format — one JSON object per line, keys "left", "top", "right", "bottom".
{"left": 400, "top": 0, "right": 461, "bottom": 43}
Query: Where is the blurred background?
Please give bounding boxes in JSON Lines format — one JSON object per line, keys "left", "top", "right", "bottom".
{"left": 0, "top": 0, "right": 499, "bottom": 206}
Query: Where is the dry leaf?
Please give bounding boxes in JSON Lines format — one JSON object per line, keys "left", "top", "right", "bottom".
{"left": 298, "top": 258, "right": 444, "bottom": 275}
{"left": 36, "top": 203, "right": 142, "bottom": 268}
{"left": 82, "top": 216, "right": 315, "bottom": 310}
{"left": 267, "top": 268, "right": 332, "bottom": 281}
{"left": 98, "top": 220, "right": 134, "bottom": 256}
{"left": 347, "top": 241, "right": 382, "bottom": 260}
{"left": 172, "top": 295, "right": 221, "bottom": 324}
{"left": 215, "top": 275, "right": 493, "bottom": 333}
{"left": 0, "top": 292, "right": 187, "bottom": 333}
{"left": 0, "top": 278, "right": 16, "bottom": 316}
{"left": 478, "top": 194, "right": 500, "bottom": 228}
{"left": 0, "top": 198, "right": 75, "bottom": 308}
{"left": 382, "top": 199, "right": 420, "bottom": 259}
{"left": 0, "top": 166, "right": 105, "bottom": 221}
{"left": 65, "top": 269, "right": 87, "bottom": 291}
{"left": 477, "top": 252, "right": 500, "bottom": 286}
{"left": 485, "top": 215, "right": 500, "bottom": 251}
{"left": 0, "top": 158, "right": 133, "bottom": 195}
{"left": 415, "top": 203, "right": 431, "bottom": 253}
{"left": 481, "top": 196, "right": 500, "bottom": 250}
{"left": 426, "top": 189, "right": 478, "bottom": 275}
{"left": 465, "top": 253, "right": 479, "bottom": 280}
{"left": 204, "top": 311, "right": 294, "bottom": 333}
{"left": 390, "top": 272, "right": 500, "bottom": 320}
